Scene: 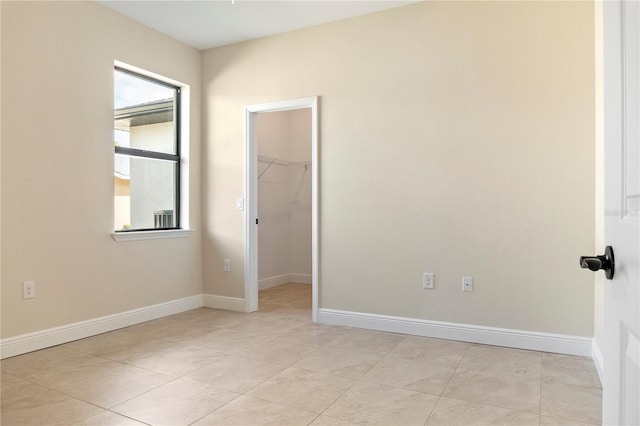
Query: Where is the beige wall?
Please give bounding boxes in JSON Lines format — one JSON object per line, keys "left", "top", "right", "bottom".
{"left": 0, "top": 0, "right": 597, "bottom": 342}
{"left": 1, "top": 1, "right": 202, "bottom": 338}
{"left": 0, "top": 0, "right": 3, "bottom": 341}
{"left": 203, "top": 1, "right": 596, "bottom": 336}
{"left": 287, "top": 109, "right": 313, "bottom": 278}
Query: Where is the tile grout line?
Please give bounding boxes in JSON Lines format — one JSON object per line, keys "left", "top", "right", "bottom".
{"left": 183, "top": 391, "right": 244, "bottom": 426}
{"left": 2, "top": 348, "right": 183, "bottom": 410}
{"left": 539, "top": 352, "right": 543, "bottom": 426}
{"left": 37, "top": 314, "right": 248, "bottom": 424}
{"left": 114, "top": 286, "right": 312, "bottom": 425}
{"left": 423, "top": 395, "right": 443, "bottom": 426}
{"left": 295, "top": 314, "right": 397, "bottom": 426}
{"left": 422, "top": 342, "right": 472, "bottom": 425}
{"left": 192, "top": 292, "right": 354, "bottom": 425}
{"left": 0, "top": 371, "right": 155, "bottom": 426}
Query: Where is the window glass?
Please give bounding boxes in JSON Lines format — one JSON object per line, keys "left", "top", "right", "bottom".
{"left": 114, "top": 70, "right": 176, "bottom": 155}
{"left": 115, "top": 155, "right": 177, "bottom": 230}
{"left": 114, "top": 68, "right": 180, "bottom": 232}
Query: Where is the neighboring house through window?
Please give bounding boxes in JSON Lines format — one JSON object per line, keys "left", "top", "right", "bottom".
{"left": 113, "top": 66, "right": 181, "bottom": 232}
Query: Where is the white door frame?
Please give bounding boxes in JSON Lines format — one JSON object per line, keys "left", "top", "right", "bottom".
{"left": 244, "top": 97, "right": 319, "bottom": 321}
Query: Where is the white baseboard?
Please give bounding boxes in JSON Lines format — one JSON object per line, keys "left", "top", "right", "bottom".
{"left": 259, "top": 273, "right": 312, "bottom": 290}
{"left": 259, "top": 274, "right": 290, "bottom": 290}
{"left": 0, "top": 295, "right": 204, "bottom": 360}
{"left": 318, "top": 308, "right": 593, "bottom": 357}
{"left": 288, "top": 273, "right": 312, "bottom": 284}
{"left": 592, "top": 338, "right": 605, "bottom": 386}
{"left": 203, "top": 294, "right": 246, "bottom": 312}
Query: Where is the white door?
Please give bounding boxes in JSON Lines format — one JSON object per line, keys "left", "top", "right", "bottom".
{"left": 602, "top": 1, "right": 640, "bottom": 424}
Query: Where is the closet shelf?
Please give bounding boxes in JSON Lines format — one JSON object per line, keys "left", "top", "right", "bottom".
{"left": 258, "top": 155, "right": 311, "bottom": 168}
{"left": 258, "top": 155, "right": 312, "bottom": 180}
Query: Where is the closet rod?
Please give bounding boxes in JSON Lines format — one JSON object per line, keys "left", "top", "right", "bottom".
{"left": 257, "top": 155, "right": 312, "bottom": 180}
{"left": 258, "top": 155, "right": 311, "bottom": 168}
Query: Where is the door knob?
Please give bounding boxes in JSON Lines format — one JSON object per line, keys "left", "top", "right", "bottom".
{"left": 580, "top": 246, "right": 615, "bottom": 280}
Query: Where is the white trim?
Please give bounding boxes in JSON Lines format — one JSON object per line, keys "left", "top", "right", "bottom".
{"left": 203, "top": 294, "right": 246, "bottom": 312}
{"left": 592, "top": 338, "right": 605, "bottom": 387}
{"left": 259, "top": 274, "right": 290, "bottom": 290}
{"left": 318, "top": 308, "right": 593, "bottom": 357}
{"left": 244, "top": 97, "right": 319, "bottom": 321}
{"left": 0, "top": 295, "right": 203, "bottom": 359}
{"left": 112, "top": 229, "right": 194, "bottom": 242}
{"left": 179, "top": 86, "right": 191, "bottom": 231}
{"left": 259, "top": 273, "right": 312, "bottom": 290}
{"left": 244, "top": 105, "right": 258, "bottom": 313}
{"left": 310, "top": 98, "right": 319, "bottom": 323}
{"left": 288, "top": 273, "right": 312, "bottom": 285}
{"left": 114, "top": 60, "right": 186, "bottom": 89}
{"left": 246, "top": 97, "right": 318, "bottom": 114}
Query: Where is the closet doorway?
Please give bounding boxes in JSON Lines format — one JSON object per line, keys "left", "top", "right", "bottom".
{"left": 244, "top": 97, "right": 319, "bottom": 321}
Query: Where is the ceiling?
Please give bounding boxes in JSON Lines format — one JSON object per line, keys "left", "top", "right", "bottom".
{"left": 96, "top": 1, "right": 417, "bottom": 50}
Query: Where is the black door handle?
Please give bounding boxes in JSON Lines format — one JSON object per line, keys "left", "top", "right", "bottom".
{"left": 580, "top": 246, "right": 615, "bottom": 280}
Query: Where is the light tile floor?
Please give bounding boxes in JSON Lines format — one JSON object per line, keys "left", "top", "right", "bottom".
{"left": 1, "top": 283, "right": 602, "bottom": 426}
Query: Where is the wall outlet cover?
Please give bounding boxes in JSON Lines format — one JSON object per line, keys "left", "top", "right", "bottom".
{"left": 423, "top": 272, "right": 434, "bottom": 289}
{"left": 23, "top": 281, "right": 36, "bottom": 299}
{"left": 462, "top": 276, "right": 473, "bottom": 292}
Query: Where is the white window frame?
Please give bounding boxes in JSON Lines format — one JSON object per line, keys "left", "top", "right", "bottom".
{"left": 112, "top": 61, "right": 192, "bottom": 242}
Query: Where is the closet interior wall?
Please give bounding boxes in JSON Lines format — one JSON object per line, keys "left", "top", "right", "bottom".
{"left": 257, "top": 109, "right": 312, "bottom": 290}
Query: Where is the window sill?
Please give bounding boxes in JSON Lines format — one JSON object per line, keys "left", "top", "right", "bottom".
{"left": 112, "top": 229, "right": 194, "bottom": 242}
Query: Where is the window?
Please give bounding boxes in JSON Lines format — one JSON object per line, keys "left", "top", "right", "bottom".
{"left": 114, "top": 67, "right": 181, "bottom": 232}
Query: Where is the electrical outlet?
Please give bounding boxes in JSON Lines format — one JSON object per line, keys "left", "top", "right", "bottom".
{"left": 23, "top": 281, "right": 36, "bottom": 299}
{"left": 462, "top": 276, "right": 473, "bottom": 292}
{"left": 423, "top": 272, "right": 434, "bottom": 289}
{"left": 224, "top": 259, "right": 231, "bottom": 272}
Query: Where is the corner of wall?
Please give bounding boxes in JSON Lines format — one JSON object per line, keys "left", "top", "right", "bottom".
{"left": 593, "top": 0, "right": 606, "bottom": 357}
